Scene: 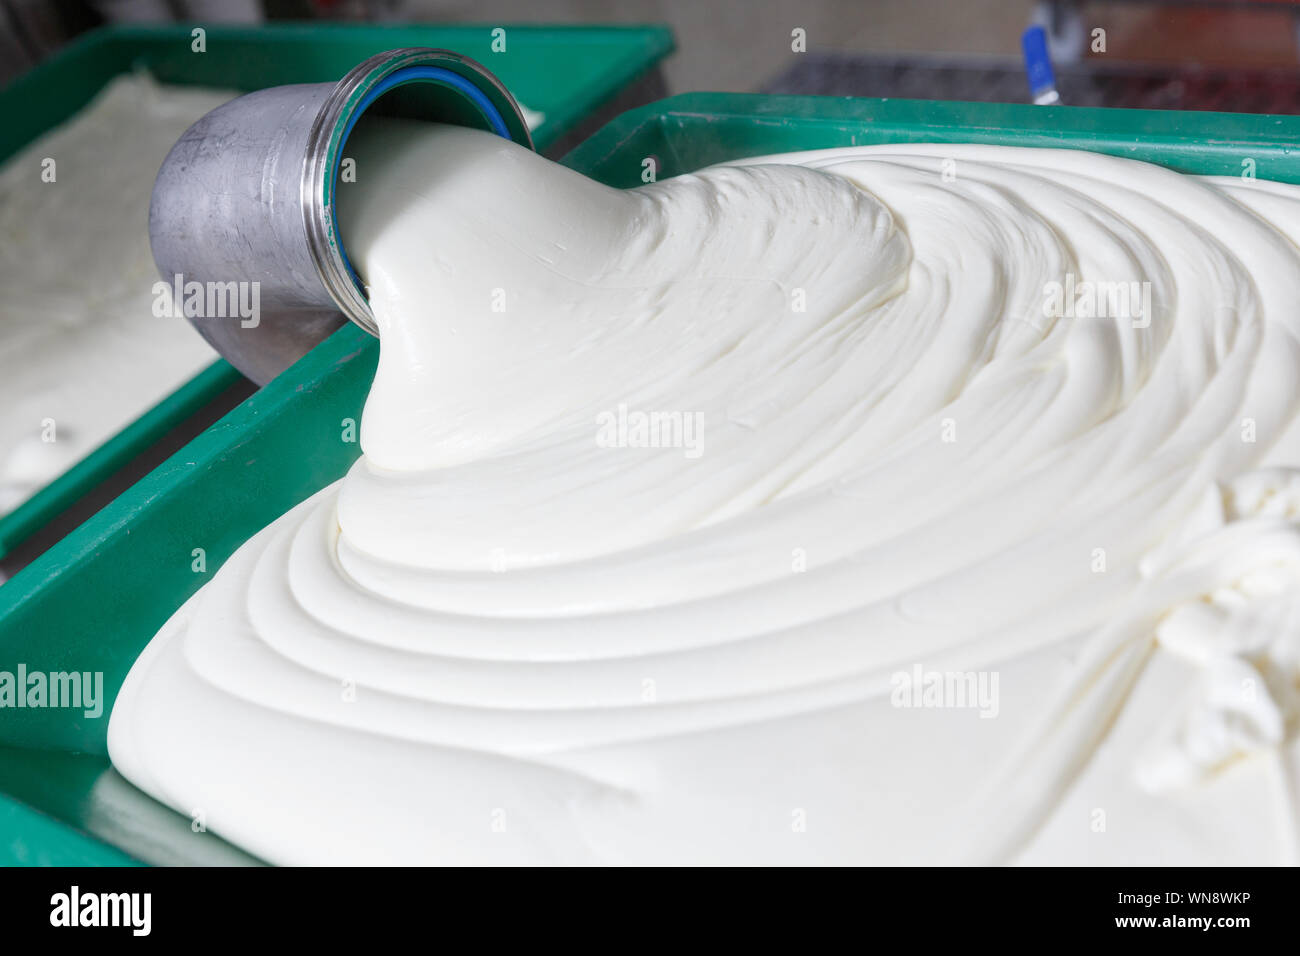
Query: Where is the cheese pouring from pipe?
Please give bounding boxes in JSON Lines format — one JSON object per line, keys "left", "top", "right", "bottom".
{"left": 110, "top": 118, "right": 1300, "bottom": 864}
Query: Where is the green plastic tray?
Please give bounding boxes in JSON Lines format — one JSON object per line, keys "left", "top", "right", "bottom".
{"left": 0, "top": 21, "right": 674, "bottom": 563}
{"left": 3, "top": 92, "right": 1299, "bottom": 866}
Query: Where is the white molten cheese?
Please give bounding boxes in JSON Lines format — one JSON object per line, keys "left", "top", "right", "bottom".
{"left": 109, "top": 120, "right": 1300, "bottom": 865}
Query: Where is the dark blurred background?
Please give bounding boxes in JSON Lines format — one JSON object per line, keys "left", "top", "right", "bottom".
{"left": 6, "top": 0, "right": 1300, "bottom": 112}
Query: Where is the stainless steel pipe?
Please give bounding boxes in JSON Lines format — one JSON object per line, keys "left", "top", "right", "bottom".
{"left": 149, "top": 48, "right": 534, "bottom": 384}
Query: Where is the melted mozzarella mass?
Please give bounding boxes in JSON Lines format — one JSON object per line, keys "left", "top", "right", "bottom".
{"left": 109, "top": 121, "right": 1300, "bottom": 865}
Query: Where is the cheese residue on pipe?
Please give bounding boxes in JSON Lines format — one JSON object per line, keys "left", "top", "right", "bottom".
{"left": 109, "top": 120, "right": 1300, "bottom": 865}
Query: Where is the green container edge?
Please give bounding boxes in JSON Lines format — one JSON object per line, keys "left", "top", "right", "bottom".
{"left": 5, "top": 90, "right": 1300, "bottom": 866}
{"left": 0, "top": 21, "right": 675, "bottom": 562}
{"left": 0, "top": 790, "right": 138, "bottom": 866}
{"left": 0, "top": 361, "right": 242, "bottom": 561}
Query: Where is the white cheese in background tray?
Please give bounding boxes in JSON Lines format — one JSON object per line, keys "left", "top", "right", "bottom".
{"left": 0, "top": 74, "right": 234, "bottom": 517}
